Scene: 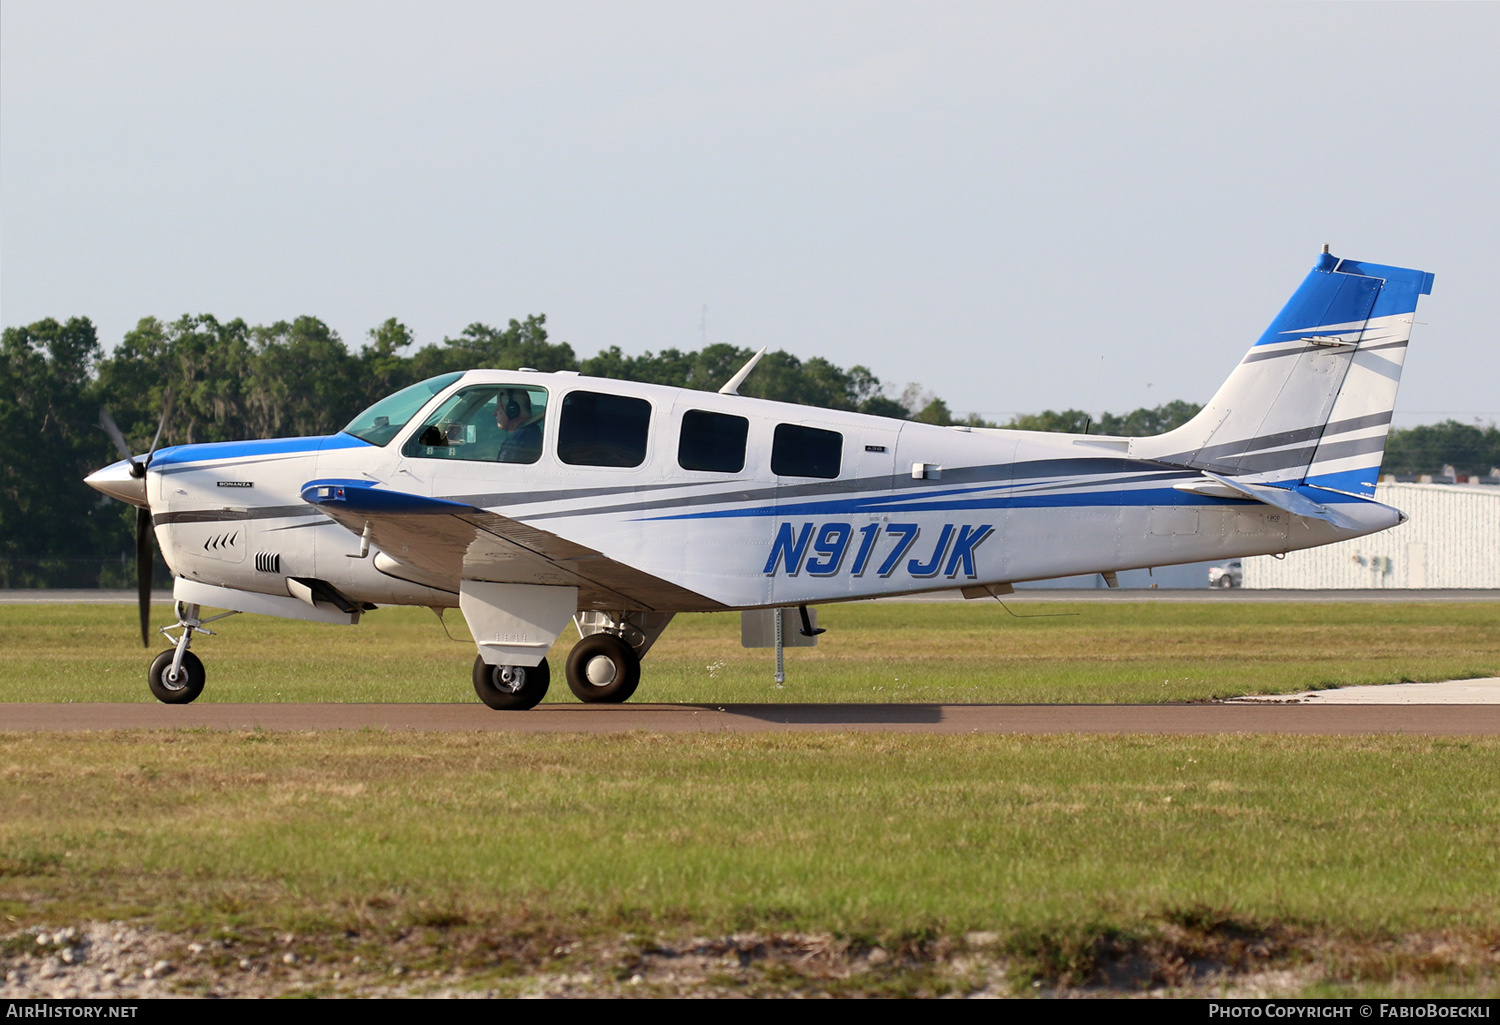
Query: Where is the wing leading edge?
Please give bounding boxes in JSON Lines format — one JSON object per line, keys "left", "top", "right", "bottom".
{"left": 301, "top": 480, "right": 724, "bottom": 613}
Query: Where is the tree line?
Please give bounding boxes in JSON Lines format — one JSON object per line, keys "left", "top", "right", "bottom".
{"left": 2, "top": 313, "right": 1492, "bottom": 586}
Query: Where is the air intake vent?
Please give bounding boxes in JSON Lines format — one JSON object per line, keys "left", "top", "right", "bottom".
{"left": 254, "top": 552, "right": 281, "bottom": 573}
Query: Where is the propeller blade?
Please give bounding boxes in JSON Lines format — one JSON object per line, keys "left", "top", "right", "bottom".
{"left": 100, "top": 409, "right": 143, "bottom": 476}
{"left": 136, "top": 506, "right": 152, "bottom": 647}
{"left": 144, "top": 390, "right": 175, "bottom": 466}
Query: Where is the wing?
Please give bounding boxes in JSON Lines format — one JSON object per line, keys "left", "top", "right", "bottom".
{"left": 302, "top": 480, "right": 723, "bottom": 613}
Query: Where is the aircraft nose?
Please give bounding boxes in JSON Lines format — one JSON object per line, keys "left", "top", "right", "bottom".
{"left": 85, "top": 459, "right": 149, "bottom": 508}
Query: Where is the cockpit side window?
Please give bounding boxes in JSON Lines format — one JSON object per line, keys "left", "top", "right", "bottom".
{"left": 342, "top": 372, "right": 465, "bottom": 446}
{"left": 401, "top": 385, "right": 548, "bottom": 464}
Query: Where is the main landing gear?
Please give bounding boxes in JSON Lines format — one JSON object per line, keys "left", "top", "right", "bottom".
{"left": 470, "top": 610, "right": 671, "bottom": 711}
{"left": 564, "top": 633, "right": 640, "bottom": 704}
{"left": 472, "top": 657, "right": 551, "bottom": 711}
{"left": 146, "top": 602, "right": 238, "bottom": 705}
{"left": 560, "top": 610, "right": 670, "bottom": 705}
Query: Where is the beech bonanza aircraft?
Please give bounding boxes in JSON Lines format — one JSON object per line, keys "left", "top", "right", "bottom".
{"left": 87, "top": 249, "right": 1434, "bottom": 709}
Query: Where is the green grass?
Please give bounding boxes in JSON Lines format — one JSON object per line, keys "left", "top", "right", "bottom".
{"left": 4, "top": 601, "right": 1498, "bottom": 993}
{"left": 4, "top": 731, "right": 1497, "bottom": 935}
{"left": 2, "top": 730, "right": 1497, "bottom": 994}
{"left": 1, "top": 601, "right": 1497, "bottom": 704}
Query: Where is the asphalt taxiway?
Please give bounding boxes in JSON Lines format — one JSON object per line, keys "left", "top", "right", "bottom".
{"left": 3, "top": 588, "right": 1499, "bottom": 604}
{"left": 4, "top": 696, "right": 1498, "bottom": 734}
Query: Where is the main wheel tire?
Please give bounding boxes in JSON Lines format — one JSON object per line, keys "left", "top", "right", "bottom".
{"left": 148, "top": 649, "right": 205, "bottom": 704}
{"left": 472, "top": 656, "right": 550, "bottom": 710}
{"left": 565, "top": 633, "right": 641, "bottom": 704}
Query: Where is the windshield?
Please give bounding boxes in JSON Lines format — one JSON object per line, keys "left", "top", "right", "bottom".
{"left": 342, "top": 372, "right": 465, "bottom": 446}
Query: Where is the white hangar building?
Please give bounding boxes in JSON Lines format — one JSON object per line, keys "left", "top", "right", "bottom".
{"left": 1243, "top": 482, "right": 1500, "bottom": 589}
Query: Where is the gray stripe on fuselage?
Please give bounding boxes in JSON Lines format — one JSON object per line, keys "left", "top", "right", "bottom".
{"left": 1186, "top": 434, "right": 1388, "bottom": 476}
{"left": 445, "top": 479, "right": 721, "bottom": 510}
{"left": 152, "top": 505, "right": 320, "bottom": 526}
{"left": 1238, "top": 338, "right": 1408, "bottom": 365}
{"left": 154, "top": 454, "right": 321, "bottom": 477}
{"left": 514, "top": 457, "right": 1187, "bottom": 522}
{"left": 1154, "top": 411, "right": 1392, "bottom": 470}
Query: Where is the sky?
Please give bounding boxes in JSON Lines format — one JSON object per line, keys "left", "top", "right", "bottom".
{"left": 3, "top": 1, "right": 1496, "bottom": 427}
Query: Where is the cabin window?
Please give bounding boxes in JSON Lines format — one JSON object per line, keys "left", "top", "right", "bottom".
{"left": 678, "top": 410, "right": 748, "bottom": 473}
{"left": 558, "top": 391, "right": 651, "bottom": 467}
{"left": 401, "top": 385, "right": 548, "bottom": 464}
{"left": 771, "top": 423, "right": 842, "bottom": 479}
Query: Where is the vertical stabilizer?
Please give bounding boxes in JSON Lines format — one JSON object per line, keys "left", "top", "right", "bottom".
{"left": 1130, "top": 252, "right": 1434, "bottom": 495}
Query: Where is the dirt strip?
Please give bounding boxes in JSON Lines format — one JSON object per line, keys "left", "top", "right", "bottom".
{"left": 4, "top": 701, "right": 1499, "bottom": 734}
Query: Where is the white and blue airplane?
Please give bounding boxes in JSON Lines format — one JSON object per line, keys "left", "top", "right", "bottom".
{"left": 86, "top": 249, "right": 1434, "bottom": 709}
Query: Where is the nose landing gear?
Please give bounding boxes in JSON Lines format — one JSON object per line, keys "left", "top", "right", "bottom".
{"left": 148, "top": 649, "right": 205, "bottom": 704}
{"left": 147, "top": 602, "right": 238, "bottom": 705}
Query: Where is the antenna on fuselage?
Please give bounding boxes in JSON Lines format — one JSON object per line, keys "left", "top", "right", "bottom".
{"left": 718, "top": 346, "right": 767, "bottom": 396}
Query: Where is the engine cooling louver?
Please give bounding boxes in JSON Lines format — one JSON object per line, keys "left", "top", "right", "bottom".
{"left": 254, "top": 552, "right": 281, "bottom": 573}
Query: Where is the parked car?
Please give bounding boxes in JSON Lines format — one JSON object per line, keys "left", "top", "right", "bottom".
{"left": 1209, "top": 560, "right": 1243, "bottom": 588}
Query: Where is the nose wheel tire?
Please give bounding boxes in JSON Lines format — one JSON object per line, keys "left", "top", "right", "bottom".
{"left": 472, "top": 656, "right": 550, "bottom": 710}
{"left": 148, "top": 650, "right": 206, "bottom": 704}
{"left": 565, "top": 634, "right": 641, "bottom": 704}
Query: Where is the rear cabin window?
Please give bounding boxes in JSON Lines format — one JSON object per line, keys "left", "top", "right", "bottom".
{"left": 771, "top": 423, "right": 842, "bottom": 479}
{"left": 558, "top": 391, "right": 652, "bottom": 467}
{"left": 678, "top": 409, "right": 748, "bottom": 473}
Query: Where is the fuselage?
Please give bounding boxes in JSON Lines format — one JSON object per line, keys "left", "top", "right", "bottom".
{"left": 88, "top": 369, "right": 1402, "bottom": 612}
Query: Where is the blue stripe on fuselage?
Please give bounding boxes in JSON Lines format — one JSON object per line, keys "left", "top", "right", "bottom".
{"left": 151, "top": 433, "right": 370, "bottom": 469}
{"left": 300, "top": 479, "right": 475, "bottom": 515}
{"left": 638, "top": 479, "right": 1380, "bottom": 521}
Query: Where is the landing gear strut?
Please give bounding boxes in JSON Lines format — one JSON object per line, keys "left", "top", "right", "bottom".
{"left": 147, "top": 601, "right": 237, "bottom": 705}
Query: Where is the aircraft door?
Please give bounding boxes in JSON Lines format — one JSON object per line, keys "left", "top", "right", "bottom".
{"left": 844, "top": 422, "right": 901, "bottom": 600}
{"left": 855, "top": 423, "right": 901, "bottom": 484}
{"left": 766, "top": 419, "right": 899, "bottom": 605}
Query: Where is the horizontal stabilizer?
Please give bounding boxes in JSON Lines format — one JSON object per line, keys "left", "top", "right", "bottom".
{"left": 1174, "top": 472, "right": 1357, "bottom": 528}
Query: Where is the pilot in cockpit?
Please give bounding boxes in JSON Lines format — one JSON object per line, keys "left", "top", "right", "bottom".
{"left": 495, "top": 388, "right": 544, "bottom": 463}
